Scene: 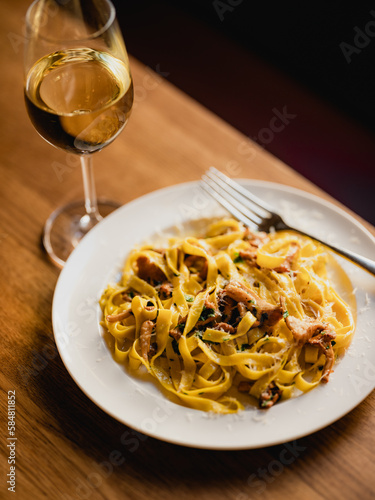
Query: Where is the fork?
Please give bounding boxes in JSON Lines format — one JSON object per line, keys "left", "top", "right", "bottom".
{"left": 201, "top": 167, "right": 375, "bottom": 275}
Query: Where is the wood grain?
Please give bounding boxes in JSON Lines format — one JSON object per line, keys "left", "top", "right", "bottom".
{"left": 1, "top": 2, "right": 374, "bottom": 500}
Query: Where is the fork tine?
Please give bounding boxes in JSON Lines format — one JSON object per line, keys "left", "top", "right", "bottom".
{"left": 207, "top": 167, "right": 276, "bottom": 216}
{"left": 201, "top": 177, "right": 260, "bottom": 229}
{"left": 205, "top": 170, "right": 269, "bottom": 221}
{"left": 202, "top": 175, "right": 264, "bottom": 225}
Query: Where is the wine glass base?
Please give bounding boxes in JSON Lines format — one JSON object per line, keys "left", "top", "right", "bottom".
{"left": 42, "top": 199, "right": 121, "bottom": 269}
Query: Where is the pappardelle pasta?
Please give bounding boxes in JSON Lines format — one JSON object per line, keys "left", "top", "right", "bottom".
{"left": 99, "top": 218, "right": 355, "bottom": 414}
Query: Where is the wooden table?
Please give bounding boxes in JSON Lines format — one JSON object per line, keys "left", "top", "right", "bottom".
{"left": 1, "top": 2, "right": 375, "bottom": 499}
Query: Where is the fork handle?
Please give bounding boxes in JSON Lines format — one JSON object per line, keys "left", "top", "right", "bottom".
{"left": 287, "top": 226, "right": 375, "bottom": 275}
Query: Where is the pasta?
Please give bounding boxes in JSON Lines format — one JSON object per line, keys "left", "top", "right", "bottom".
{"left": 99, "top": 218, "right": 355, "bottom": 413}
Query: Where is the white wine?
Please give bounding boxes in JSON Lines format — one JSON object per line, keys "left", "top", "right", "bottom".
{"left": 25, "top": 48, "right": 133, "bottom": 154}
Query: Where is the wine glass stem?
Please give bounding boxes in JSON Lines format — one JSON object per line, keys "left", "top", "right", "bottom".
{"left": 80, "top": 155, "right": 102, "bottom": 232}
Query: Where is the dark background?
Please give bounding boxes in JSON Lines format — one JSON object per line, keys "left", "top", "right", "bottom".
{"left": 112, "top": 0, "right": 375, "bottom": 225}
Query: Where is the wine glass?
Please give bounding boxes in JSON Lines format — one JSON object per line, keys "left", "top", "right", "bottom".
{"left": 24, "top": 0, "right": 133, "bottom": 268}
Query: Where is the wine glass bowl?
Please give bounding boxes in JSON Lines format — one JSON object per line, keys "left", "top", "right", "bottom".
{"left": 25, "top": 48, "right": 133, "bottom": 155}
{"left": 24, "top": 0, "right": 133, "bottom": 268}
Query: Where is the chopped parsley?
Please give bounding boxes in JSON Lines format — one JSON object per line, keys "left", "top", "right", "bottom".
{"left": 199, "top": 306, "right": 216, "bottom": 321}
{"left": 184, "top": 295, "right": 194, "bottom": 302}
{"left": 195, "top": 330, "right": 219, "bottom": 345}
{"left": 233, "top": 252, "right": 244, "bottom": 264}
{"left": 283, "top": 310, "right": 289, "bottom": 319}
{"left": 240, "top": 343, "right": 251, "bottom": 351}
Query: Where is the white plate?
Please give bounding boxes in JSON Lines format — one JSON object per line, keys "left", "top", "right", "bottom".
{"left": 52, "top": 180, "right": 375, "bottom": 449}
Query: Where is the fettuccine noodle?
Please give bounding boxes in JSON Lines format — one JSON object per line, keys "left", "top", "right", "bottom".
{"left": 100, "top": 218, "right": 355, "bottom": 413}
